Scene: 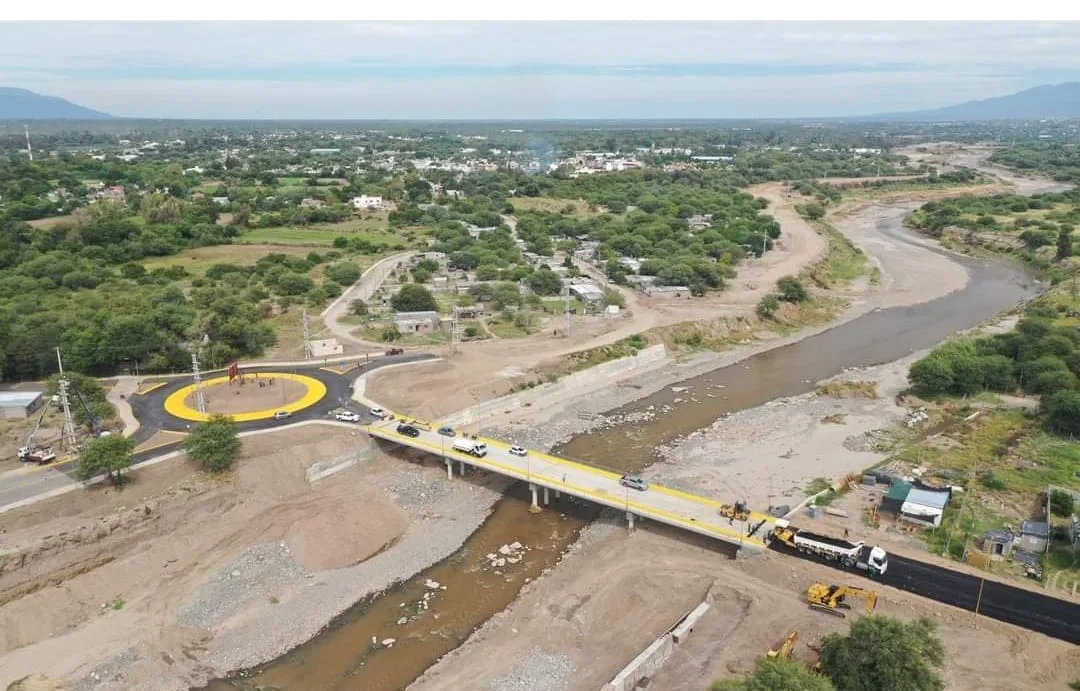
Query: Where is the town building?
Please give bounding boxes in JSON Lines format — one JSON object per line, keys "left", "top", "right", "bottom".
{"left": 0, "top": 391, "right": 45, "bottom": 420}
{"left": 644, "top": 285, "right": 691, "bottom": 298}
{"left": 899, "top": 486, "right": 951, "bottom": 528}
{"left": 352, "top": 195, "right": 384, "bottom": 211}
{"left": 1018, "top": 520, "right": 1050, "bottom": 554}
{"left": 569, "top": 283, "right": 604, "bottom": 303}
{"left": 393, "top": 311, "right": 442, "bottom": 334}
{"left": 300, "top": 198, "right": 325, "bottom": 209}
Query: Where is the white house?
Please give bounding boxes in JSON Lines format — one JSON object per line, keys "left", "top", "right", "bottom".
{"left": 352, "top": 195, "right": 384, "bottom": 211}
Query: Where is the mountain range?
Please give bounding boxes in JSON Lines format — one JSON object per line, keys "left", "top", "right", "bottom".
{"left": 0, "top": 87, "right": 111, "bottom": 119}
{"left": 861, "top": 82, "right": 1080, "bottom": 121}
{"left": 1, "top": 82, "right": 1079, "bottom": 122}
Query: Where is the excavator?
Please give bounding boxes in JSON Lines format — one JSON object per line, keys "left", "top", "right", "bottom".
{"left": 766, "top": 630, "right": 799, "bottom": 659}
{"left": 806, "top": 583, "right": 877, "bottom": 618}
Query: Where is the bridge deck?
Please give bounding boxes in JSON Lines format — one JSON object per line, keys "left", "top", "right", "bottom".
{"left": 365, "top": 416, "right": 774, "bottom": 552}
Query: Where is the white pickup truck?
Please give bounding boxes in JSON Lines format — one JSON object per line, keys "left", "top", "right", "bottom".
{"left": 451, "top": 438, "right": 488, "bottom": 458}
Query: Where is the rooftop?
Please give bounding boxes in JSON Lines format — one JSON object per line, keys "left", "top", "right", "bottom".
{"left": 905, "top": 487, "right": 951, "bottom": 510}
{"left": 1021, "top": 520, "right": 1050, "bottom": 538}
{"left": 0, "top": 391, "right": 45, "bottom": 407}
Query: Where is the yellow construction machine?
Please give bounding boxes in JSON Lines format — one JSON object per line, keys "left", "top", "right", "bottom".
{"left": 766, "top": 630, "right": 799, "bottom": 659}
{"left": 806, "top": 583, "right": 877, "bottom": 618}
{"left": 718, "top": 500, "right": 750, "bottom": 522}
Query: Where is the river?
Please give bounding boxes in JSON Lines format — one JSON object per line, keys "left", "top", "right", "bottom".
{"left": 204, "top": 195, "right": 1038, "bottom": 691}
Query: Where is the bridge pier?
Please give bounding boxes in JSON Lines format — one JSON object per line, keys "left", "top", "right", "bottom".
{"left": 626, "top": 511, "right": 635, "bottom": 532}
{"left": 445, "top": 459, "right": 453, "bottom": 480}
{"left": 529, "top": 483, "right": 541, "bottom": 514}
{"left": 459, "top": 460, "right": 465, "bottom": 476}
{"left": 543, "top": 486, "right": 550, "bottom": 506}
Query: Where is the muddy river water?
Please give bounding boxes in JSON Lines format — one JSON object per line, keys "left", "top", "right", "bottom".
{"left": 206, "top": 220, "right": 1036, "bottom": 690}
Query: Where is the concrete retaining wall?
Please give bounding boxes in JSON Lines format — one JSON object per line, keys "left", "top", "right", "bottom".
{"left": 601, "top": 600, "right": 710, "bottom": 691}
{"left": 441, "top": 344, "right": 667, "bottom": 428}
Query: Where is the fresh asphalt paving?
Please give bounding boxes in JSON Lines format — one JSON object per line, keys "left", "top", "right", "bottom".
{"left": 771, "top": 543, "right": 1080, "bottom": 645}
{"left": 0, "top": 354, "right": 435, "bottom": 509}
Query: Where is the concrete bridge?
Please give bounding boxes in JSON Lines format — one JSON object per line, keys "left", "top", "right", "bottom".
{"left": 364, "top": 414, "right": 775, "bottom": 554}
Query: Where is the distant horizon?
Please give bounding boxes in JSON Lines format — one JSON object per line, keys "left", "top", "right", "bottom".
{"left": 2, "top": 22, "right": 1080, "bottom": 119}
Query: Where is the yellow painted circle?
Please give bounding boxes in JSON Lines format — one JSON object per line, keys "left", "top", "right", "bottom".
{"left": 163, "top": 372, "right": 327, "bottom": 422}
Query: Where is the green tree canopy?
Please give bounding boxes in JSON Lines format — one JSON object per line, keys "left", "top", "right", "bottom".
{"left": 711, "top": 657, "right": 834, "bottom": 691}
{"left": 391, "top": 284, "right": 437, "bottom": 312}
{"left": 183, "top": 414, "right": 242, "bottom": 472}
{"left": 818, "top": 616, "right": 945, "bottom": 691}
{"left": 777, "top": 276, "right": 808, "bottom": 303}
{"left": 76, "top": 434, "right": 135, "bottom": 484}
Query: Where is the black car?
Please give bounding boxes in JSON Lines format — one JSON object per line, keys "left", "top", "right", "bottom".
{"left": 397, "top": 424, "right": 420, "bottom": 438}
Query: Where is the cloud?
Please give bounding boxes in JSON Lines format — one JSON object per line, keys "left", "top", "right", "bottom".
{"left": 0, "top": 22, "right": 1077, "bottom": 118}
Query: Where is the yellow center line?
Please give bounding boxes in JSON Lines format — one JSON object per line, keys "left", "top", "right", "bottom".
{"left": 367, "top": 425, "right": 765, "bottom": 547}
{"left": 380, "top": 417, "right": 775, "bottom": 524}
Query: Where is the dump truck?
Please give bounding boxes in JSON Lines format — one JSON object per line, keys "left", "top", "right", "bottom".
{"left": 451, "top": 438, "right": 488, "bottom": 458}
{"left": 771, "top": 519, "right": 888, "bottom": 576}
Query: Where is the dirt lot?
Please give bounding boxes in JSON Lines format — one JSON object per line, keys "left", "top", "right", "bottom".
{"left": 413, "top": 522, "right": 1080, "bottom": 691}
{"left": 0, "top": 426, "right": 406, "bottom": 688}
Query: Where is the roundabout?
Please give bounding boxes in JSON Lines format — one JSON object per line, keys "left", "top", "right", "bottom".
{"left": 163, "top": 372, "right": 328, "bottom": 422}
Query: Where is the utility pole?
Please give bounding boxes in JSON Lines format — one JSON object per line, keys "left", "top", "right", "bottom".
{"left": 24, "top": 124, "right": 33, "bottom": 162}
{"left": 55, "top": 348, "right": 78, "bottom": 452}
{"left": 302, "top": 309, "right": 312, "bottom": 360}
{"left": 191, "top": 353, "right": 206, "bottom": 416}
{"left": 563, "top": 284, "right": 572, "bottom": 337}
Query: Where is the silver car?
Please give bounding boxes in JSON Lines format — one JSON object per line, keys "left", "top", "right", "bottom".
{"left": 619, "top": 474, "right": 648, "bottom": 491}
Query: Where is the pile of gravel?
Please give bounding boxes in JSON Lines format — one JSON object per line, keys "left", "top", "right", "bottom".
{"left": 377, "top": 465, "right": 455, "bottom": 510}
{"left": 178, "top": 542, "right": 305, "bottom": 630}
{"left": 487, "top": 648, "right": 576, "bottom": 691}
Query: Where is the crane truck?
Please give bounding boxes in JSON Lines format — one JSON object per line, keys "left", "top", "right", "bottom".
{"left": 17, "top": 404, "right": 56, "bottom": 464}
{"left": 770, "top": 519, "right": 888, "bottom": 576}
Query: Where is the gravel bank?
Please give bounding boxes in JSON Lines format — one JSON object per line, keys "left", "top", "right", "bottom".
{"left": 195, "top": 462, "right": 508, "bottom": 681}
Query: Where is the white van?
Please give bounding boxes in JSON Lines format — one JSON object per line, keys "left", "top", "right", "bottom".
{"left": 451, "top": 438, "right": 488, "bottom": 457}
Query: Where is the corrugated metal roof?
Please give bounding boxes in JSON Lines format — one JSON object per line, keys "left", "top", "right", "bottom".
{"left": 905, "top": 487, "right": 951, "bottom": 510}
{"left": 885, "top": 480, "right": 912, "bottom": 501}
{"left": 0, "top": 391, "right": 44, "bottom": 407}
{"left": 1021, "top": 520, "right": 1049, "bottom": 538}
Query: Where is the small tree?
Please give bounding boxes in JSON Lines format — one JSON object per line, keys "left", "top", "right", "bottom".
{"left": 819, "top": 616, "right": 945, "bottom": 691}
{"left": 1057, "top": 228, "right": 1073, "bottom": 261}
{"left": 777, "top": 276, "right": 808, "bottom": 303}
{"left": 463, "top": 325, "right": 480, "bottom": 338}
{"left": 349, "top": 298, "right": 369, "bottom": 316}
{"left": 757, "top": 294, "right": 780, "bottom": 320}
{"left": 1050, "top": 489, "right": 1075, "bottom": 517}
{"left": 76, "top": 434, "right": 135, "bottom": 485}
{"left": 798, "top": 202, "right": 826, "bottom": 220}
{"left": 711, "top": 657, "right": 834, "bottom": 691}
{"left": 184, "top": 414, "right": 242, "bottom": 472}
{"left": 1043, "top": 389, "right": 1080, "bottom": 436}
{"left": 391, "top": 284, "right": 437, "bottom": 312}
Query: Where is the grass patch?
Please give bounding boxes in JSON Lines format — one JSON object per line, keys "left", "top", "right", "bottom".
{"left": 141, "top": 244, "right": 314, "bottom": 275}
{"left": 510, "top": 197, "right": 597, "bottom": 217}
{"left": 111, "top": 598, "right": 125, "bottom": 610}
{"left": 487, "top": 316, "right": 534, "bottom": 339}
{"left": 566, "top": 333, "right": 649, "bottom": 372}
{"left": 806, "top": 477, "right": 832, "bottom": 495}
{"left": 800, "top": 220, "right": 870, "bottom": 289}
{"left": 816, "top": 380, "right": 878, "bottom": 399}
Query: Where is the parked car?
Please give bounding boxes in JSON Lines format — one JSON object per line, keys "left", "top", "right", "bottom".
{"left": 509, "top": 445, "right": 528, "bottom": 457}
{"left": 438, "top": 426, "right": 455, "bottom": 437}
{"left": 397, "top": 424, "right": 420, "bottom": 438}
{"left": 273, "top": 410, "right": 292, "bottom": 421}
{"left": 385, "top": 347, "right": 404, "bottom": 356}
{"left": 370, "top": 407, "right": 385, "bottom": 417}
{"left": 619, "top": 474, "right": 648, "bottom": 492}
{"left": 335, "top": 411, "right": 361, "bottom": 422}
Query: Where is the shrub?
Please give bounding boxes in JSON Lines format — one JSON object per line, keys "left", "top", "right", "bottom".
{"left": 777, "top": 276, "right": 808, "bottom": 302}
{"left": 757, "top": 294, "right": 780, "bottom": 319}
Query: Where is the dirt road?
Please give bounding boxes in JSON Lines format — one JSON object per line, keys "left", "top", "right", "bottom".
{"left": 320, "top": 250, "right": 418, "bottom": 348}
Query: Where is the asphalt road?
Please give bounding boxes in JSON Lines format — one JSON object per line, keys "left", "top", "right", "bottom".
{"left": 0, "top": 354, "right": 435, "bottom": 510}
{"left": 772, "top": 543, "right": 1080, "bottom": 645}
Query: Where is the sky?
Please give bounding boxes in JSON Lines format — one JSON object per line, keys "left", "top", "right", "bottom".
{"left": 1, "top": 22, "right": 1080, "bottom": 119}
